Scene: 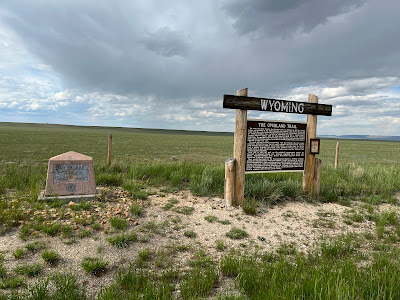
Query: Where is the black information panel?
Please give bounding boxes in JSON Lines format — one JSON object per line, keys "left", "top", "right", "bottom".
{"left": 246, "top": 120, "right": 307, "bottom": 173}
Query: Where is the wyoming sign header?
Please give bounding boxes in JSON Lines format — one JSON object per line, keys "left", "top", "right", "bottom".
{"left": 223, "top": 95, "right": 332, "bottom": 116}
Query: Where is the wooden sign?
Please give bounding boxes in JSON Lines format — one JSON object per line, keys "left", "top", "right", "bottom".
{"left": 223, "top": 95, "right": 332, "bottom": 116}
{"left": 246, "top": 120, "right": 307, "bottom": 173}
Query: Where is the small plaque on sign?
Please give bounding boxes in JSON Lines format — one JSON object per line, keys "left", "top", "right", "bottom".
{"left": 310, "top": 139, "right": 320, "bottom": 154}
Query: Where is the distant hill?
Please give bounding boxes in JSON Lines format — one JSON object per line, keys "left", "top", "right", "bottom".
{"left": 320, "top": 135, "right": 400, "bottom": 142}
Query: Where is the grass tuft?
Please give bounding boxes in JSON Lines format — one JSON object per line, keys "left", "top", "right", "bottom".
{"left": 173, "top": 206, "right": 195, "bottom": 215}
{"left": 204, "top": 215, "right": 218, "bottom": 223}
{"left": 226, "top": 228, "right": 248, "bottom": 240}
{"left": 41, "top": 250, "right": 60, "bottom": 265}
{"left": 242, "top": 199, "right": 258, "bottom": 215}
{"left": 107, "top": 232, "right": 137, "bottom": 248}
{"left": 81, "top": 257, "right": 109, "bottom": 276}
{"left": 130, "top": 203, "right": 143, "bottom": 216}
{"left": 110, "top": 217, "right": 128, "bottom": 231}
{"left": 184, "top": 230, "right": 197, "bottom": 239}
{"left": 12, "top": 248, "right": 25, "bottom": 260}
{"left": 14, "top": 263, "right": 42, "bottom": 277}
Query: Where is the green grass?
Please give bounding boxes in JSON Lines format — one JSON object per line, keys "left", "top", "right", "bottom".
{"left": 242, "top": 199, "right": 257, "bottom": 215}
{"left": 25, "top": 241, "right": 47, "bottom": 252}
{"left": 61, "top": 225, "right": 74, "bottom": 238}
{"left": 173, "top": 206, "right": 195, "bottom": 215}
{"left": 3, "top": 232, "right": 400, "bottom": 299}
{"left": 107, "top": 231, "right": 137, "bottom": 248}
{"left": 130, "top": 203, "right": 143, "bottom": 216}
{"left": 0, "top": 264, "right": 6, "bottom": 279}
{"left": 162, "top": 203, "right": 174, "bottom": 210}
{"left": 226, "top": 228, "right": 249, "bottom": 240}
{"left": 70, "top": 201, "right": 91, "bottom": 211}
{"left": 216, "top": 240, "right": 226, "bottom": 251}
{"left": 0, "top": 276, "right": 25, "bottom": 289}
{"left": 12, "top": 248, "right": 25, "bottom": 260}
{"left": 184, "top": 230, "right": 197, "bottom": 238}
{"left": 204, "top": 215, "right": 218, "bottom": 223}
{"left": 41, "top": 250, "right": 60, "bottom": 265}
{"left": 110, "top": 217, "right": 128, "bottom": 231}
{"left": 135, "top": 248, "right": 151, "bottom": 268}
{"left": 1, "top": 123, "right": 400, "bottom": 207}
{"left": 81, "top": 257, "right": 109, "bottom": 276}
{"left": 42, "top": 223, "right": 61, "bottom": 236}
{"left": 78, "top": 228, "right": 93, "bottom": 238}
{"left": 1, "top": 123, "right": 400, "bottom": 298}
{"left": 14, "top": 263, "right": 42, "bottom": 277}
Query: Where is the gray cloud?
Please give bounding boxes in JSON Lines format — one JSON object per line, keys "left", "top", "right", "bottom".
{"left": 142, "top": 27, "right": 189, "bottom": 57}
{"left": 2, "top": 0, "right": 400, "bottom": 100}
{"left": 223, "top": 0, "right": 367, "bottom": 37}
{"left": 0, "top": 0, "right": 400, "bottom": 135}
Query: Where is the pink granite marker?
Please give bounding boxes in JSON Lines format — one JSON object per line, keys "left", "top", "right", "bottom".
{"left": 45, "top": 151, "right": 96, "bottom": 196}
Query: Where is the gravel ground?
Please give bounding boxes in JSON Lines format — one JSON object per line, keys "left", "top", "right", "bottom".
{"left": 0, "top": 188, "right": 399, "bottom": 298}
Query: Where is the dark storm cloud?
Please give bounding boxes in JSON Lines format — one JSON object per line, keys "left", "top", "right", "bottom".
{"left": 142, "top": 27, "right": 189, "bottom": 57}
{"left": 1, "top": 0, "right": 400, "bottom": 108}
{"left": 223, "top": 0, "right": 367, "bottom": 37}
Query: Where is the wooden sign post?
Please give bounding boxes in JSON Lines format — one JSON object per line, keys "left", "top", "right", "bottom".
{"left": 233, "top": 88, "right": 248, "bottom": 206}
{"left": 223, "top": 91, "right": 332, "bottom": 203}
{"left": 302, "top": 94, "right": 318, "bottom": 197}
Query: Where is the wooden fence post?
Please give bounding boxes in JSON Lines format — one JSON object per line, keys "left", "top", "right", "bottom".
{"left": 233, "top": 88, "right": 248, "bottom": 206}
{"left": 302, "top": 94, "right": 318, "bottom": 197}
{"left": 313, "top": 158, "right": 322, "bottom": 196}
{"left": 225, "top": 158, "right": 236, "bottom": 207}
{"left": 107, "top": 134, "right": 112, "bottom": 167}
{"left": 335, "top": 142, "right": 339, "bottom": 169}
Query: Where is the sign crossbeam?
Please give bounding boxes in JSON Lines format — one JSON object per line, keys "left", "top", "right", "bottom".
{"left": 223, "top": 95, "right": 332, "bottom": 116}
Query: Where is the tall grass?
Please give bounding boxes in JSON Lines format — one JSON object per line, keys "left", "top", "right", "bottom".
{"left": 220, "top": 243, "right": 400, "bottom": 299}
{"left": 1, "top": 159, "right": 399, "bottom": 207}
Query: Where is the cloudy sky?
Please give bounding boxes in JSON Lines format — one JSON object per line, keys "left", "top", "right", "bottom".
{"left": 0, "top": 0, "right": 399, "bottom": 136}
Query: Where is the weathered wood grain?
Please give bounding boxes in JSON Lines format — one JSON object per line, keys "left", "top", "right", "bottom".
{"left": 223, "top": 95, "right": 332, "bottom": 116}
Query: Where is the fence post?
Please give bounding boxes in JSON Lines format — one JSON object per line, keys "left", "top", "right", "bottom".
{"left": 335, "top": 142, "right": 339, "bottom": 169}
{"left": 107, "top": 134, "right": 112, "bottom": 167}
{"left": 233, "top": 88, "right": 248, "bottom": 206}
{"left": 225, "top": 158, "right": 236, "bottom": 207}
{"left": 302, "top": 94, "right": 318, "bottom": 197}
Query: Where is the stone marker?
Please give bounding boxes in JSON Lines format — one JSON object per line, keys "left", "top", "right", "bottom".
{"left": 44, "top": 151, "right": 96, "bottom": 197}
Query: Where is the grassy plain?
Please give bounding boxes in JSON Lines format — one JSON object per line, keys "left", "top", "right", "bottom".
{"left": 1, "top": 122, "right": 399, "bottom": 203}
{"left": 0, "top": 122, "right": 400, "bottom": 299}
